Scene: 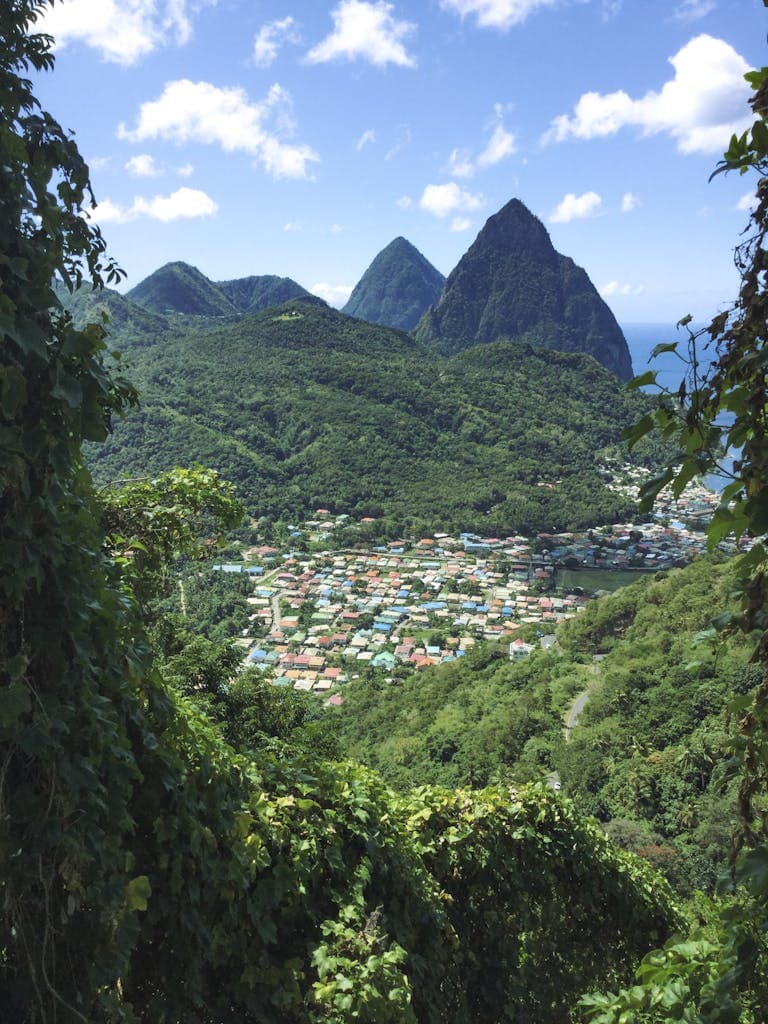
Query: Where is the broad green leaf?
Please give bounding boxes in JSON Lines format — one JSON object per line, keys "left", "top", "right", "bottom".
{"left": 625, "top": 370, "right": 657, "bottom": 391}
{"left": 0, "top": 366, "right": 27, "bottom": 417}
{"left": 126, "top": 875, "right": 152, "bottom": 912}
{"left": 622, "top": 414, "right": 655, "bottom": 449}
{"left": 650, "top": 342, "right": 680, "bottom": 358}
{"left": 51, "top": 369, "right": 83, "bottom": 409}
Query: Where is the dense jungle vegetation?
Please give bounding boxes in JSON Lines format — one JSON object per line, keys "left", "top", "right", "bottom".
{"left": 334, "top": 556, "right": 750, "bottom": 896}
{"left": 71, "top": 282, "right": 666, "bottom": 537}
{"left": 0, "top": 5, "right": 681, "bottom": 1021}
{"left": 3, "top": 3, "right": 768, "bottom": 1022}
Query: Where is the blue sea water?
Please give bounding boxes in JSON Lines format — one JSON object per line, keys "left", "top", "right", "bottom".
{"left": 621, "top": 322, "right": 733, "bottom": 493}
{"left": 621, "top": 322, "right": 716, "bottom": 394}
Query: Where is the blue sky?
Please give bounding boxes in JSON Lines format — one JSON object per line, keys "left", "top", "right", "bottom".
{"left": 33, "top": 0, "right": 765, "bottom": 322}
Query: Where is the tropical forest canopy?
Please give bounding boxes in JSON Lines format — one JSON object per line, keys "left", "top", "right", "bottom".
{"left": 0, "top": 4, "right": 683, "bottom": 1022}
{"left": 73, "top": 282, "right": 664, "bottom": 536}
{"left": 3, "top": 2, "right": 768, "bottom": 1023}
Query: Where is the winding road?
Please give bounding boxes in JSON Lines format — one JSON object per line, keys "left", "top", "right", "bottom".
{"left": 565, "top": 689, "right": 591, "bottom": 739}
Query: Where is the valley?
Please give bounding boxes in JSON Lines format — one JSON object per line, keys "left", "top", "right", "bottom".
{"left": 5, "top": 6, "right": 767, "bottom": 1022}
{"left": 204, "top": 475, "right": 721, "bottom": 697}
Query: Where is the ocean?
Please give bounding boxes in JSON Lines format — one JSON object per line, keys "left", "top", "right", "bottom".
{"left": 621, "top": 321, "right": 717, "bottom": 395}
{"left": 621, "top": 322, "right": 733, "bottom": 493}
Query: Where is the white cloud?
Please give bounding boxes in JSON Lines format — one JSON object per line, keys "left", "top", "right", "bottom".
{"left": 621, "top": 191, "right": 639, "bottom": 212}
{"left": 600, "top": 280, "right": 644, "bottom": 297}
{"left": 125, "top": 153, "right": 161, "bottom": 177}
{"left": 92, "top": 187, "right": 217, "bottom": 224}
{"left": 440, "top": 0, "right": 557, "bottom": 30}
{"left": 283, "top": 221, "right": 302, "bottom": 232}
{"left": 177, "top": 163, "right": 194, "bottom": 177}
{"left": 549, "top": 190, "right": 602, "bottom": 223}
{"left": 451, "top": 217, "right": 472, "bottom": 232}
{"left": 601, "top": 0, "right": 623, "bottom": 19}
{"left": 447, "top": 107, "right": 516, "bottom": 177}
{"left": 330, "top": 223, "right": 344, "bottom": 233}
{"left": 118, "top": 80, "right": 319, "bottom": 180}
{"left": 253, "top": 16, "right": 301, "bottom": 67}
{"left": 448, "top": 148, "right": 475, "bottom": 178}
{"left": 89, "top": 156, "right": 111, "bottom": 172}
{"left": 91, "top": 198, "right": 133, "bottom": 224}
{"left": 477, "top": 122, "right": 516, "bottom": 167}
{"left": 672, "top": 0, "right": 715, "bottom": 23}
{"left": 356, "top": 129, "right": 377, "bottom": 151}
{"left": 306, "top": 1, "right": 416, "bottom": 67}
{"left": 545, "top": 34, "right": 752, "bottom": 154}
{"left": 311, "top": 283, "right": 353, "bottom": 306}
{"left": 420, "top": 182, "right": 483, "bottom": 218}
{"left": 396, "top": 195, "right": 412, "bottom": 209}
{"left": 736, "top": 191, "right": 755, "bottom": 212}
{"left": 40, "top": 0, "right": 214, "bottom": 66}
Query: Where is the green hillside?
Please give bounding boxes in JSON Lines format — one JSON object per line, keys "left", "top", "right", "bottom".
{"left": 88, "top": 296, "right": 663, "bottom": 535}
{"left": 343, "top": 236, "right": 445, "bottom": 330}
{"left": 333, "top": 555, "right": 749, "bottom": 894}
{"left": 217, "top": 273, "right": 311, "bottom": 313}
{"left": 126, "top": 260, "right": 240, "bottom": 316}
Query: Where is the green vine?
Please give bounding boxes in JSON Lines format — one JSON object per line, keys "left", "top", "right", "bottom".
{"left": 1, "top": 5, "right": 680, "bottom": 1021}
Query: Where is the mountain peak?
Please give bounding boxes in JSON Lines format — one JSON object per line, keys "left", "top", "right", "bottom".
{"left": 415, "top": 198, "right": 634, "bottom": 380}
{"left": 216, "top": 274, "right": 311, "bottom": 314}
{"left": 343, "top": 237, "right": 445, "bottom": 331}
{"left": 127, "top": 262, "right": 237, "bottom": 317}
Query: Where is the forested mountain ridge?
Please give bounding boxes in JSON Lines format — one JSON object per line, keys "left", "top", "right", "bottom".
{"left": 86, "top": 295, "right": 663, "bottom": 534}
{"left": 125, "top": 260, "right": 311, "bottom": 317}
{"left": 415, "top": 198, "right": 634, "bottom": 380}
{"left": 342, "top": 236, "right": 445, "bottom": 330}
{"left": 126, "top": 260, "right": 240, "bottom": 316}
{"left": 218, "top": 273, "right": 312, "bottom": 313}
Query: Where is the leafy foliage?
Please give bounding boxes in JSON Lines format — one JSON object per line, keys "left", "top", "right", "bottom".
{"left": 0, "top": 8, "right": 681, "bottom": 1021}
{"left": 99, "top": 465, "right": 244, "bottom": 602}
{"left": 82, "top": 295, "right": 664, "bottom": 535}
{"left": 335, "top": 556, "right": 751, "bottom": 894}
{"left": 579, "top": 47, "right": 768, "bottom": 1023}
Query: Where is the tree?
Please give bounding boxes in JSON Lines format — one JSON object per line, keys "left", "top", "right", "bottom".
{"left": 580, "top": 47, "right": 768, "bottom": 1024}
{"left": 0, "top": 6, "right": 682, "bottom": 1022}
{"left": 99, "top": 465, "right": 244, "bottom": 604}
{"left": 0, "top": 1, "right": 146, "bottom": 1017}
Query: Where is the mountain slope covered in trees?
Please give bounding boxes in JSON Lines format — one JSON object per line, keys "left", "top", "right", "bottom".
{"left": 415, "top": 198, "right": 634, "bottom": 380}
{"left": 333, "top": 555, "right": 749, "bottom": 895}
{"left": 125, "top": 260, "right": 311, "bottom": 317}
{"left": 86, "top": 295, "right": 662, "bottom": 534}
{"left": 343, "top": 236, "right": 445, "bottom": 330}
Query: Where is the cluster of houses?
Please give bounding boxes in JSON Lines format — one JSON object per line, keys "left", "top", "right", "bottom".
{"left": 240, "top": 546, "right": 585, "bottom": 695}
{"left": 222, "top": 477, "right": 729, "bottom": 699}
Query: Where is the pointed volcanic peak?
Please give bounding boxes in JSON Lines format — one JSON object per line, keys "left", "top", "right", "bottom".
{"left": 415, "top": 199, "right": 633, "bottom": 381}
{"left": 127, "top": 261, "right": 238, "bottom": 317}
{"left": 343, "top": 237, "right": 446, "bottom": 331}
{"left": 217, "top": 274, "right": 311, "bottom": 314}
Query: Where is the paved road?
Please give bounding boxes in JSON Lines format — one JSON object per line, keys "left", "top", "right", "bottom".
{"left": 565, "top": 689, "right": 591, "bottom": 738}
{"left": 270, "top": 593, "right": 282, "bottom": 631}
